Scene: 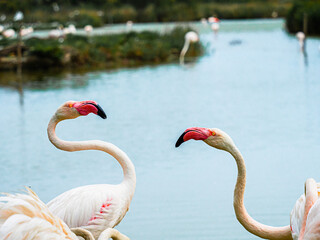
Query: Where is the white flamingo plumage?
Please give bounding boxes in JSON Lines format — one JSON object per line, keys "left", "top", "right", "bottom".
{"left": 0, "top": 187, "right": 86, "bottom": 240}
{"left": 179, "top": 31, "right": 199, "bottom": 65}
{"left": 0, "top": 187, "right": 130, "bottom": 239}
{"left": 49, "top": 27, "right": 63, "bottom": 38}
{"left": 176, "top": 127, "right": 293, "bottom": 240}
{"left": 290, "top": 178, "right": 320, "bottom": 240}
{"left": 211, "top": 23, "right": 220, "bottom": 32}
{"left": 46, "top": 100, "right": 136, "bottom": 239}
{"left": 20, "top": 27, "right": 34, "bottom": 37}
{"left": 84, "top": 25, "right": 93, "bottom": 36}
{"left": 296, "top": 32, "right": 305, "bottom": 51}
{"left": 2, "top": 29, "right": 15, "bottom": 38}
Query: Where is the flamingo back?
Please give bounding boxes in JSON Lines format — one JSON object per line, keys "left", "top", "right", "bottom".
{"left": 0, "top": 187, "right": 76, "bottom": 240}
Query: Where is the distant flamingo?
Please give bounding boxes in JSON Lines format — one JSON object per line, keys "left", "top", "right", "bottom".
{"left": 176, "top": 127, "right": 292, "bottom": 240}
{"left": 296, "top": 32, "right": 305, "bottom": 51}
{"left": 20, "top": 27, "right": 34, "bottom": 37}
{"left": 200, "top": 18, "right": 207, "bottom": 25}
{"left": 126, "top": 21, "right": 133, "bottom": 31}
{"left": 47, "top": 100, "right": 136, "bottom": 239}
{"left": 0, "top": 187, "right": 130, "bottom": 239}
{"left": 2, "top": 29, "right": 15, "bottom": 38}
{"left": 49, "top": 26, "right": 63, "bottom": 38}
{"left": 179, "top": 31, "right": 199, "bottom": 65}
{"left": 84, "top": 25, "right": 93, "bottom": 36}
{"left": 211, "top": 22, "right": 220, "bottom": 33}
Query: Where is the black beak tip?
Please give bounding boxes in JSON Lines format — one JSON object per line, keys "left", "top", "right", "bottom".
{"left": 175, "top": 133, "right": 186, "bottom": 148}
{"left": 96, "top": 104, "right": 107, "bottom": 119}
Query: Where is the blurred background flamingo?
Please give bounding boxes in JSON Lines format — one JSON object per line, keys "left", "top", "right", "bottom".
{"left": 179, "top": 31, "right": 199, "bottom": 65}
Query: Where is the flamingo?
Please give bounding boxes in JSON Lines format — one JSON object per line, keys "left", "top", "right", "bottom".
{"left": 200, "top": 18, "right": 207, "bottom": 25}
{"left": 20, "top": 27, "right": 34, "bottom": 37}
{"left": 84, "top": 25, "right": 93, "bottom": 36}
{"left": 49, "top": 26, "right": 63, "bottom": 38}
{"left": 2, "top": 29, "right": 15, "bottom": 38}
{"left": 68, "top": 24, "right": 77, "bottom": 34}
{"left": 0, "top": 187, "right": 130, "bottom": 239}
{"left": 46, "top": 100, "right": 136, "bottom": 239}
{"left": 296, "top": 32, "right": 305, "bottom": 51}
{"left": 179, "top": 31, "right": 199, "bottom": 65}
{"left": 126, "top": 21, "right": 133, "bottom": 31}
{"left": 175, "top": 127, "right": 293, "bottom": 240}
{"left": 211, "top": 23, "right": 220, "bottom": 33}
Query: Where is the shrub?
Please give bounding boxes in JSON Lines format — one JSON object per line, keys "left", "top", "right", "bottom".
{"left": 286, "top": 0, "right": 320, "bottom": 35}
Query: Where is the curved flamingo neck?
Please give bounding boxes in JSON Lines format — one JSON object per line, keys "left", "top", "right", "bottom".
{"left": 179, "top": 39, "right": 190, "bottom": 65}
{"left": 47, "top": 115, "right": 136, "bottom": 193}
{"left": 228, "top": 145, "right": 292, "bottom": 240}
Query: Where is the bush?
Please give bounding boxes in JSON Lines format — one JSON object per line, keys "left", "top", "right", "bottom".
{"left": 0, "top": 27, "right": 204, "bottom": 70}
{"left": 286, "top": 0, "right": 320, "bottom": 35}
{"left": 25, "top": 38, "right": 64, "bottom": 67}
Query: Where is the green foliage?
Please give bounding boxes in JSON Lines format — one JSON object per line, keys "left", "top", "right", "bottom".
{"left": 24, "top": 38, "right": 64, "bottom": 67}
{"left": 0, "top": 27, "right": 202, "bottom": 70}
{"left": 72, "top": 12, "right": 103, "bottom": 27}
{"left": 0, "top": 1, "right": 293, "bottom": 26}
{"left": 286, "top": 0, "right": 320, "bottom": 35}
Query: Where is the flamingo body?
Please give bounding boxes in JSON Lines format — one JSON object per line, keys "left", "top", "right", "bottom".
{"left": 0, "top": 187, "right": 130, "bottom": 239}
{"left": 48, "top": 183, "right": 132, "bottom": 237}
{"left": 290, "top": 179, "right": 320, "bottom": 240}
{"left": 49, "top": 29, "right": 63, "bottom": 38}
{"left": 0, "top": 187, "right": 78, "bottom": 240}
{"left": 2, "top": 29, "right": 15, "bottom": 38}
{"left": 84, "top": 25, "right": 93, "bottom": 36}
{"left": 20, "top": 27, "right": 34, "bottom": 37}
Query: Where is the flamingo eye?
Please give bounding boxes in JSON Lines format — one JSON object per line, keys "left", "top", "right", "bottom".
{"left": 212, "top": 131, "right": 216, "bottom": 136}
{"left": 69, "top": 103, "right": 73, "bottom": 108}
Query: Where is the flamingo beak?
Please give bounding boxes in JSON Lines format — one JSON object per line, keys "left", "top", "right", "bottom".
{"left": 175, "top": 132, "right": 187, "bottom": 148}
{"left": 175, "top": 127, "right": 212, "bottom": 148}
{"left": 94, "top": 104, "right": 107, "bottom": 119}
{"left": 74, "top": 101, "right": 107, "bottom": 119}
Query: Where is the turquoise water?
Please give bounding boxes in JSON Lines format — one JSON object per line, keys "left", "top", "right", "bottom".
{"left": 1, "top": 19, "right": 320, "bottom": 239}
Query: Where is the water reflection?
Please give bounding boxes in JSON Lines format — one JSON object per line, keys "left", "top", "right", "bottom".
{"left": 0, "top": 69, "right": 90, "bottom": 90}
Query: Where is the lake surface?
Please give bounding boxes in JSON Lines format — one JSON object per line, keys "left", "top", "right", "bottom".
{"left": 1, "top": 19, "right": 320, "bottom": 239}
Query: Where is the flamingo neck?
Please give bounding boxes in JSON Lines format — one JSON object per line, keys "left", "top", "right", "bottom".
{"left": 47, "top": 115, "right": 136, "bottom": 193}
{"left": 228, "top": 145, "right": 292, "bottom": 240}
{"left": 98, "top": 228, "right": 129, "bottom": 240}
{"left": 179, "top": 39, "right": 190, "bottom": 65}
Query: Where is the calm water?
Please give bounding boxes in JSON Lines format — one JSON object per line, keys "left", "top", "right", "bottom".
{"left": 1, "top": 19, "right": 320, "bottom": 239}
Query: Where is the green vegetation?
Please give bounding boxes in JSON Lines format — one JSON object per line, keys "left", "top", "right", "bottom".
{"left": 0, "top": 27, "right": 204, "bottom": 70}
{"left": 286, "top": 0, "right": 320, "bottom": 35}
{"left": 0, "top": 1, "right": 293, "bottom": 28}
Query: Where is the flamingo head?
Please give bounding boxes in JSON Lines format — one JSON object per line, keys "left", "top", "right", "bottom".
{"left": 175, "top": 127, "right": 234, "bottom": 151}
{"left": 55, "top": 100, "right": 107, "bottom": 120}
{"left": 185, "top": 31, "right": 199, "bottom": 43}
